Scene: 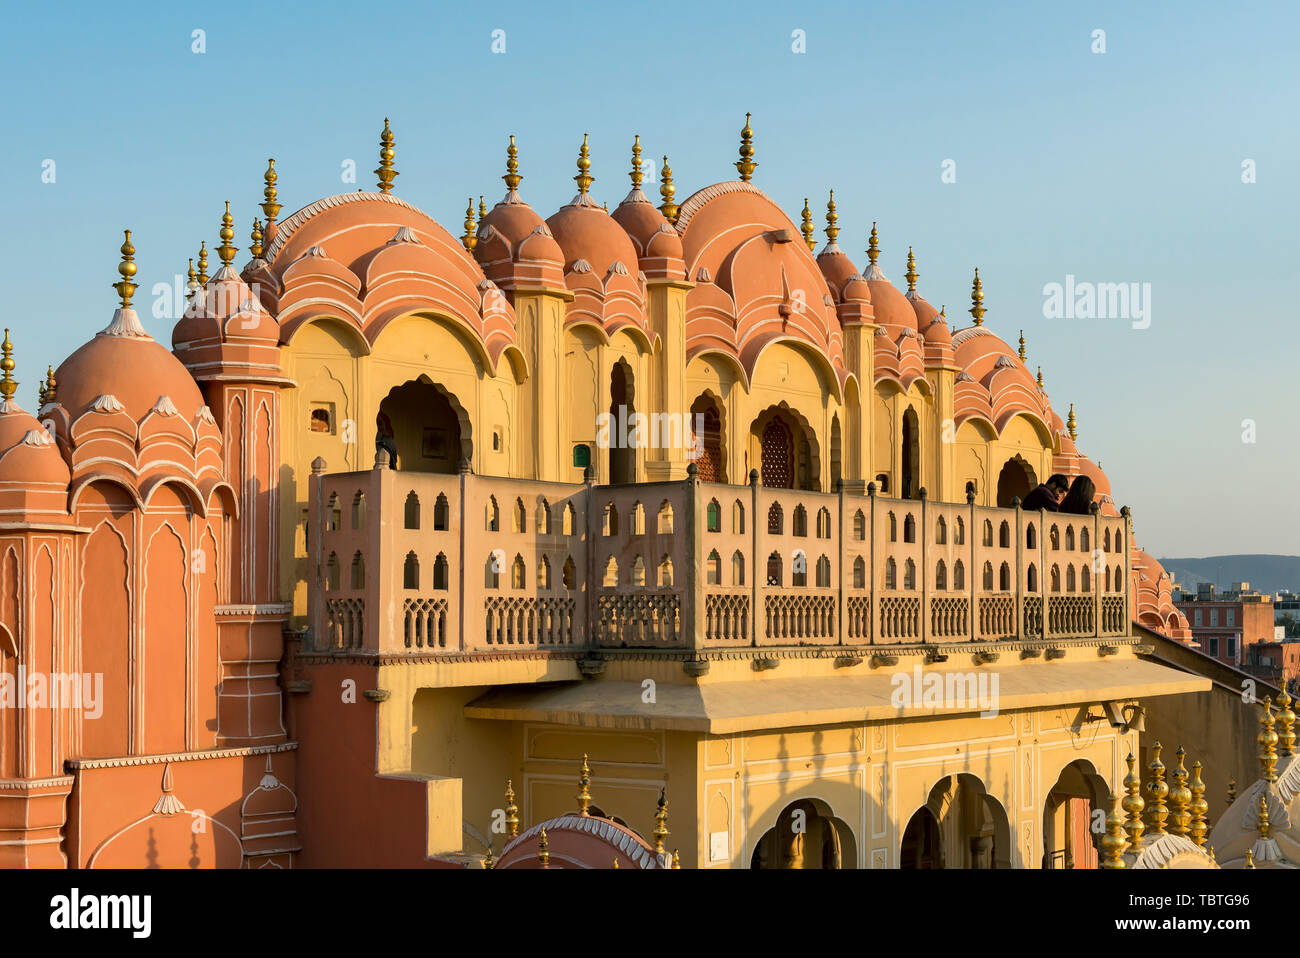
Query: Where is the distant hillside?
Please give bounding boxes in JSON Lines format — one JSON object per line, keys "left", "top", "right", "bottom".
{"left": 1156, "top": 555, "right": 1300, "bottom": 595}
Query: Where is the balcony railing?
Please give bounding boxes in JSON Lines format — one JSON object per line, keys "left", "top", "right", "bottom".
{"left": 305, "top": 460, "right": 1132, "bottom": 655}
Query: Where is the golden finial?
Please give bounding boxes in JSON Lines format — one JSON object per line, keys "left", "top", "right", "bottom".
{"left": 866, "top": 222, "right": 880, "bottom": 265}
{"left": 1260, "top": 697, "right": 1279, "bottom": 782}
{"left": 0, "top": 330, "right": 16, "bottom": 403}
{"left": 461, "top": 198, "right": 477, "bottom": 253}
{"left": 1067, "top": 403, "right": 1077, "bottom": 441}
{"left": 671, "top": 849, "right": 680, "bottom": 869}
{"left": 735, "top": 112, "right": 757, "bottom": 182}
{"left": 479, "top": 196, "right": 487, "bottom": 220}
{"left": 375, "top": 118, "right": 398, "bottom": 194}
{"left": 969, "top": 267, "right": 986, "bottom": 325}
{"left": 1122, "top": 752, "right": 1145, "bottom": 850}
{"left": 249, "top": 218, "right": 264, "bottom": 260}
{"left": 659, "top": 155, "right": 678, "bottom": 224}
{"left": 800, "top": 198, "right": 815, "bottom": 251}
{"left": 1018, "top": 330, "right": 1027, "bottom": 362}
{"left": 261, "top": 159, "right": 281, "bottom": 224}
{"left": 904, "top": 247, "right": 917, "bottom": 293}
{"left": 611, "top": 858, "right": 619, "bottom": 869}
{"left": 1245, "top": 848, "right": 1256, "bottom": 869}
{"left": 537, "top": 827, "right": 549, "bottom": 868}
{"left": 1257, "top": 791, "right": 1272, "bottom": 839}
{"left": 653, "top": 787, "right": 669, "bottom": 854}
{"left": 1143, "top": 742, "right": 1169, "bottom": 837}
{"left": 577, "top": 753, "right": 592, "bottom": 816}
{"left": 1277, "top": 688, "right": 1296, "bottom": 756}
{"left": 196, "top": 241, "right": 209, "bottom": 286}
{"left": 1169, "top": 747, "right": 1192, "bottom": 838}
{"left": 186, "top": 258, "right": 198, "bottom": 300}
{"left": 574, "top": 133, "right": 594, "bottom": 195}
{"left": 41, "top": 365, "right": 56, "bottom": 407}
{"left": 629, "top": 135, "right": 644, "bottom": 190}
{"left": 503, "top": 135, "right": 522, "bottom": 193}
{"left": 216, "top": 202, "right": 238, "bottom": 267}
{"left": 113, "top": 229, "right": 138, "bottom": 308}
{"left": 1227, "top": 777, "right": 1237, "bottom": 806}
{"left": 1101, "top": 795, "right": 1127, "bottom": 869}
{"left": 483, "top": 845, "right": 494, "bottom": 869}
{"left": 504, "top": 779, "right": 519, "bottom": 839}
{"left": 1036, "top": 366, "right": 1045, "bottom": 388}
{"left": 825, "top": 190, "right": 839, "bottom": 246}
{"left": 1189, "top": 761, "right": 1208, "bottom": 848}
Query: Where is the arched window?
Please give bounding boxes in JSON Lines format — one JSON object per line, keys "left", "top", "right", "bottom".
{"left": 954, "top": 560, "right": 965, "bottom": 590}
{"left": 327, "top": 494, "right": 341, "bottom": 531}
{"left": 563, "top": 502, "right": 576, "bottom": 536}
{"left": 707, "top": 499, "right": 721, "bottom": 532}
{"left": 731, "top": 551, "right": 745, "bottom": 586}
{"left": 631, "top": 555, "right": 646, "bottom": 587}
{"left": 513, "top": 498, "right": 526, "bottom": 533}
{"left": 904, "top": 559, "right": 916, "bottom": 590}
{"left": 1114, "top": 565, "right": 1122, "bottom": 594}
{"left": 853, "top": 556, "right": 866, "bottom": 589}
{"left": 1080, "top": 527, "right": 1090, "bottom": 553}
{"left": 434, "top": 493, "right": 450, "bottom": 531}
{"left": 603, "top": 503, "right": 619, "bottom": 536}
{"left": 768, "top": 503, "right": 783, "bottom": 535}
{"left": 854, "top": 510, "right": 866, "bottom": 541}
{"left": 955, "top": 517, "right": 965, "bottom": 545}
{"left": 538, "top": 555, "right": 551, "bottom": 589}
{"left": 1027, "top": 563, "right": 1038, "bottom": 592}
{"left": 816, "top": 508, "right": 832, "bottom": 539}
{"left": 793, "top": 505, "right": 808, "bottom": 537}
{"left": 982, "top": 561, "right": 994, "bottom": 591}
{"left": 1065, "top": 526, "right": 1075, "bottom": 552}
{"left": 1105, "top": 565, "right": 1112, "bottom": 592}
{"left": 352, "top": 492, "right": 366, "bottom": 530}
{"left": 1104, "top": 528, "right": 1112, "bottom": 552}
{"left": 706, "top": 550, "right": 721, "bottom": 586}
{"left": 816, "top": 555, "right": 831, "bottom": 588}
{"left": 1050, "top": 564, "right": 1061, "bottom": 593}
{"left": 404, "top": 492, "right": 420, "bottom": 530}
{"left": 733, "top": 500, "right": 745, "bottom": 534}
{"left": 404, "top": 552, "right": 419, "bottom": 590}
{"left": 1081, "top": 565, "right": 1091, "bottom": 592}
{"left": 658, "top": 501, "right": 674, "bottom": 534}
{"left": 602, "top": 556, "right": 619, "bottom": 587}
{"left": 658, "top": 556, "right": 674, "bottom": 587}
{"left": 999, "top": 561, "right": 1011, "bottom": 591}
{"left": 326, "top": 552, "right": 340, "bottom": 590}
{"left": 766, "top": 551, "right": 783, "bottom": 586}
{"left": 998, "top": 521, "right": 1010, "bottom": 549}
{"left": 904, "top": 514, "right": 916, "bottom": 543}
{"left": 486, "top": 496, "right": 500, "bottom": 532}
{"left": 884, "top": 558, "right": 897, "bottom": 590}
{"left": 1066, "top": 564, "right": 1076, "bottom": 593}
{"left": 537, "top": 499, "right": 552, "bottom": 534}
{"left": 351, "top": 552, "right": 365, "bottom": 589}
{"left": 563, "top": 556, "right": 576, "bottom": 590}
{"left": 792, "top": 551, "right": 808, "bottom": 587}
{"left": 983, "top": 520, "right": 994, "bottom": 547}
{"left": 1026, "top": 523, "right": 1036, "bottom": 550}
{"left": 1049, "top": 524, "right": 1060, "bottom": 550}
{"left": 935, "top": 559, "right": 947, "bottom": 590}
{"left": 889, "top": 512, "right": 898, "bottom": 542}
{"left": 632, "top": 502, "right": 646, "bottom": 535}
{"left": 486, "top": 554, "right": 501, "bottom": 589}
{"left": 512, "top": 554, "right": 526, "bottom": 589}
{"left": 936, "top": 516, "right": 947, "bottom": 545}
{"left": 433, "top": 553, "right": 449, "bottom": 590}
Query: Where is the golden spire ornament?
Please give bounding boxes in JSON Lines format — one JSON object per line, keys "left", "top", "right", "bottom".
{"left": 1277, "top": 688, "right": 1296, "bottom": 756}
{"left": 969, "top": 267, "right": 986, "bottom": 325}
{"left": 1257, "top": 791, "right": 1272, "bottom": 839}
{"left": 1245, "top": 848, "right": 1256, "bottom": 869}
{"left": 483, "top": 844, "right": 494, "bottom": 869}
{"left": 1100, "top": 795, "right": 1127, "bottom": 869}
{"left": 249, "top": 218, "right": 264, "bottom": 260}
{"left": 574, "top": 133, "right": 594, "bottom": 195}
{"left": 537, "top": 827, "right": 549, "bottom": 868}
{"left": 375, "top": 118, "right": 397, "bottom": 194}
{"left": 186, "top": 258, "right": 198, "bottom": 301}
{"left": 197, "top": 241, "right": 209, "bottom": 286}
{"left": 866, "top": 221, "right": 880, "bottom": 266}
{"left": 1169, "top": 747, "right": 1192, "bottom": 838}
{"left": 825, "top": 190, "right": 839, "bottom": 246}
{"left": 653, "top": 788, "right": 669, "bottom": 854}
{"left": 41, "top": 365, "right": 56, "bottom": 407}
{"left": 504, "top": 779, "right": 519, "bottom": 839}
{"left": 671, "top": 849, "right": 680, "bottom": 869}
{"left": 1036, "top": 366, "right": 1045, "bottom": 388}
{"left": 1227, "top": 777, "right": 1237, "bottom": 806}
{"left": 1018, "top": 330, "right": 1027, "bottom": 362}
{"left": 904, "top": 247, "right": 917, "bottom": 293}
{"left": 261, "top": 158, "right": 282, "bottom": 224}
{"left": 735, "top": 112, "right": 757, "bottom": 182}
{"left": 461, "top": 198, "right": 477, "bottom": 253}
{"left": 216, "top": 202, "right": 238, "bottom": 267}
{"left": 0, "top": 329, "right": 16, "bottom": 404}
{"left": 1122, "top": 752, "right": 1145, "bottom": 850}
{"left": 479, "top": 196, "right": 487, "bottom": 220}
{"left": 1260, "top": 697, "right": 1279, "bottom": 782}
{"left": 114, "top": 229, "right": 138, "bottom": 308}
{"left": 611, "top": 858, "right": 619, "bottom": 869}
{"left": 659, "top": 155, "right": 679, "bottom": 224}
{"left": 629, "top": 135, "right": 644, "bottom": 190}
{"left": 576, "top": 753, "right": 592, "bottom": 816}
{"left": 800, "top": 198, "right": 815, "bottom": 251}
{"left": 1067, "top": 404, "right": 1077, "bottom": 441}
{"left": 503, "top": 135, "right": 522, "bottom": 195}
{"left": 1144, "top": 742, "right": 1169, "bottom": 837}
{"left": 1189, "top": 761, "right": 1208, "bottom": 848}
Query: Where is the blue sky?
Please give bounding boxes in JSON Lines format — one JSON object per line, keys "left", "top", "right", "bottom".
{"left": 1, "top": 0, "right": 1295, "bottom": 557}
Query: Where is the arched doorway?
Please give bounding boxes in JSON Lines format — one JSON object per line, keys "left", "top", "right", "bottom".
{"left": 902, "top": 774, "right": 1011, "bottom": 869}
{"left": 900, "top": 806, "right": 941, "bottom": 868}
{"left": 609, "top": 360, "right": 636, "bottom": 484}
{"left": 996, "top": 455, "right": 1036, "bottom": 508}
{"left": 689, "top": 393, "right": 725, "bottom": 483}
{"left": 1043, "top": 759, "right": 1110, "bottom": 869}
{"left": 901, "top": 406, "right": 919, "bottom": 499}
{"left": 750, "top": 798, "right": 857, "bottom": 869}
{"left": 377, "top": 378, "right": 470, "bottom": 473}
{"left": 830, "top": 413, "right": 842, "bottom": 489}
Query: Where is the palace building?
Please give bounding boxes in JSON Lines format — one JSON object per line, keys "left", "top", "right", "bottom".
{"left": 0, "top": 116, "right": 1283, "bottom": 869}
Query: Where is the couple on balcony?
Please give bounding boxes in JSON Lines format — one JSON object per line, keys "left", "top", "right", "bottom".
{"left": 1022, "top": 474, "right": 1095, "bottom": 515}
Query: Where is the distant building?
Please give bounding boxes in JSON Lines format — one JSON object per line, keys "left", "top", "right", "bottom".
{"left": 1174, "top": 581, "right": 1275, "bottom": 667}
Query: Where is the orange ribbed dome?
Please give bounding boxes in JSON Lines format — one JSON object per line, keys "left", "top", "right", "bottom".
{"left": 546, "top": 201, "right": 640, "bottom": 279}
{"left": 0, "top": 401, "right": 69, "bottom": 486}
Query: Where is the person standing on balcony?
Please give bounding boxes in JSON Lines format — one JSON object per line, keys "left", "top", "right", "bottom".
{"left": 376, "top": 411, "right": 398, "bottom": 470}
{"left": 1059, "top": 475, "right": 1096, "bottom": 515}
{"left": 1023, "top": 474, "right": 1070, "bottom": 512}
